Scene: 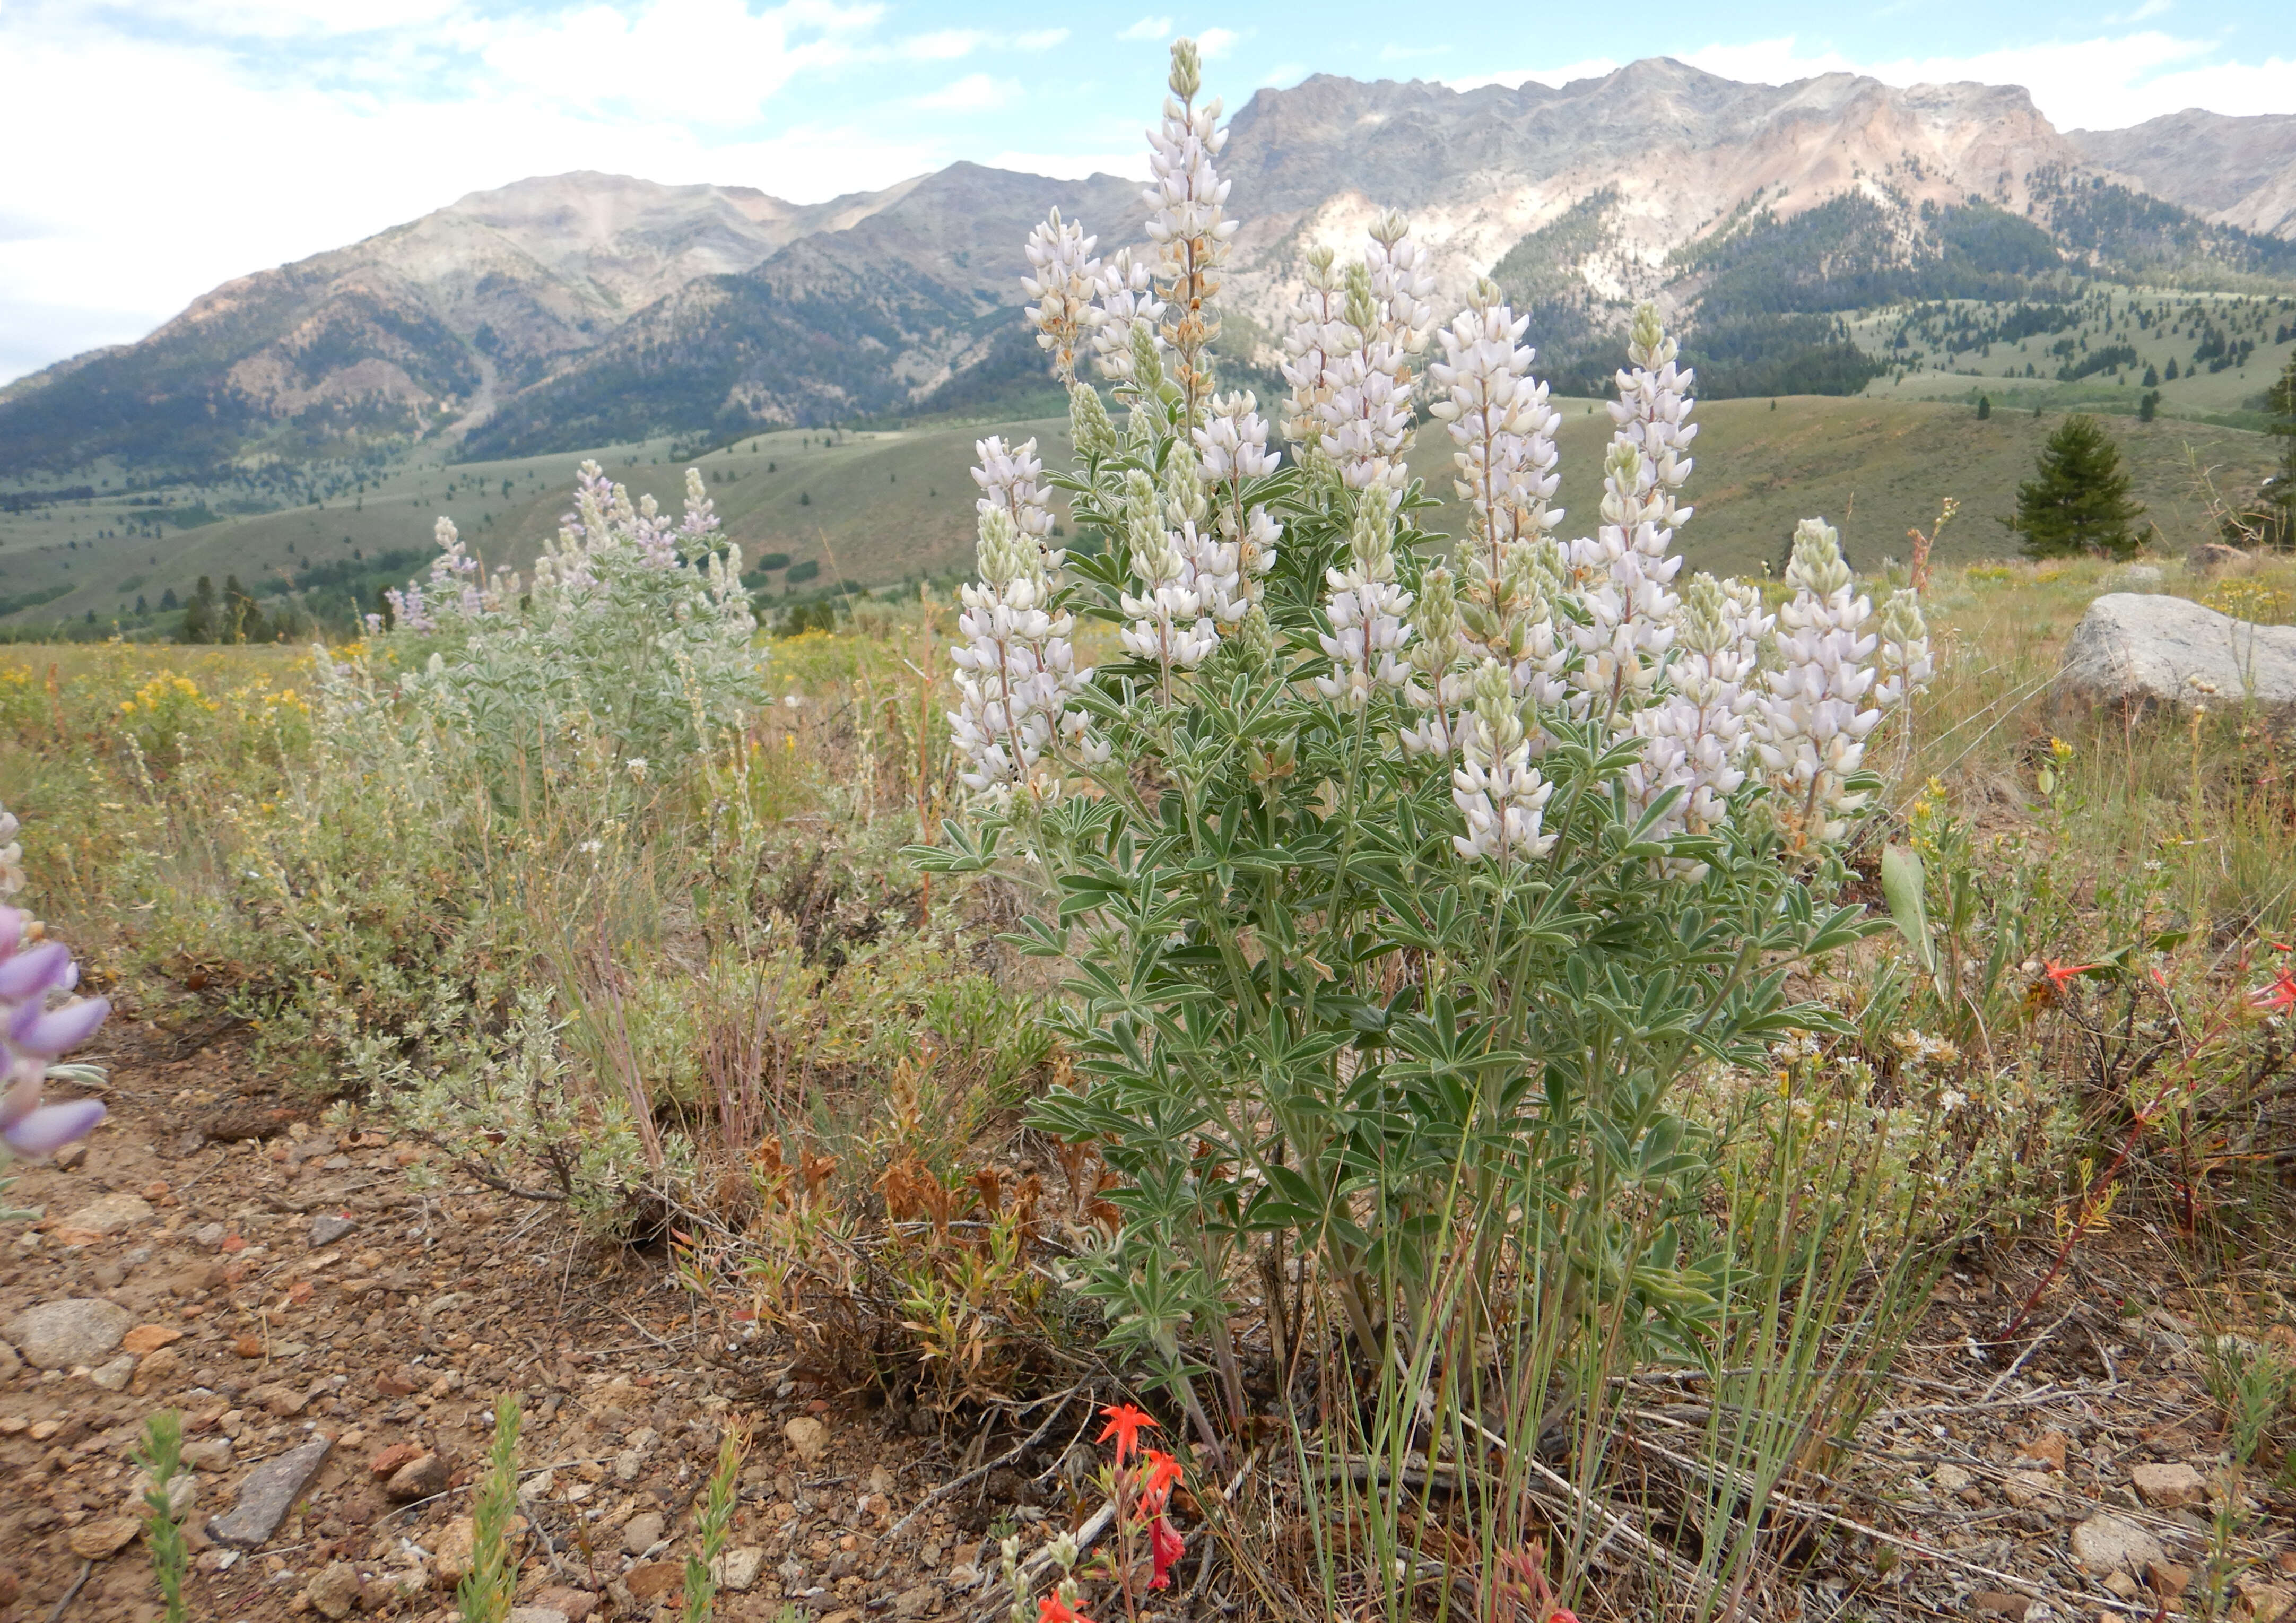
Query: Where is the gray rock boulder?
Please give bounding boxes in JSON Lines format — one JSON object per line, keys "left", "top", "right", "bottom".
{"left": 6, "top": 1298, "right": 132, "bottom": 1368}
{"left": 2054, "top": 593, "right": 2296, "bottom": 727}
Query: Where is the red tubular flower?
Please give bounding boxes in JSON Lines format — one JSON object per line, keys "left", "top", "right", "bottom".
{"left": 2252, "top": 968, "right": 2296, "bottom": 1013}
{"left": 1137, "top": 1448, "right": 1183, "bottom": 1514}
{"left": 2041, "top": 958, "right": 2100, "bottom": 989}
{"left": 1148, "top": 1515, "right": 1185, "bottom": 1590}
{"left": 1039, "top": 1596, "right": 1093, "bottom": 1623}
{"left": 1097, "top": 1403, "right": 1155, "bottom": 1464}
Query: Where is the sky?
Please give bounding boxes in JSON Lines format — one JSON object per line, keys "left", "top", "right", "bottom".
{"left": 2, "top": 0, "right": 2291, "bottom": 385}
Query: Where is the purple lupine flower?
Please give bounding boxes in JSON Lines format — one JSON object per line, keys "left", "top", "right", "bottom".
{"left": 0, "top": 907, "right": 108, "bottom": 1161}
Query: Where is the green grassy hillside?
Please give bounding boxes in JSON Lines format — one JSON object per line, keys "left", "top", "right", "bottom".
{"left": 1, "top": 394, "right": 2277, "bottom": 635}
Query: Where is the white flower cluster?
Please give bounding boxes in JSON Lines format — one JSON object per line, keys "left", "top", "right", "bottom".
{"left": 959, "top": 41, "right": 1937, "bottom": 870}
{"left": 1567, "top": 308, "right": 1694, "bottom": 721}
{"left": 1451, "top": 657, "right": 1556, "bottom": 862}
{"left": 972, "top": 436, "right": 1060, "bottom": 568}
{"left": 1023, "top": 210, "right": 1102, "bottom": 384}
{"left": 1315, "top": 487, "right": 1414, "bottom": 708}
{"left": 1280, "top": 213, "right": 1433, "bottom": 491}
{"left": 949, "top": 504, "right": 1101, "bottom": 805}
{"left": 1754, "top": 518, "right": 1885, "bottom": 848}
{"left": 0, "top": 803, "right": 21, "bottom": 898}
{"left": 1627, "top": 572, "right": 1770, "bottom": 840}
{"left": 1117, "top": 470, "right": 1221, "bottom": 674}
{"left": 1194, "top": 391, "right": 1282, "bottom": 617}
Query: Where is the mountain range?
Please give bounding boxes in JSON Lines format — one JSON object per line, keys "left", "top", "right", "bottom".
{"left": 3, "top": 57, "right": 2293, "bottom": 480}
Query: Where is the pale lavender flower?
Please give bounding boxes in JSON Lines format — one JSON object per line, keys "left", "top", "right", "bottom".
{"left": 0, "top": 907, "right": 108, "bottom": 1161}
{"left": 1023, "top": 209, "right": 1103, "bottom": 384}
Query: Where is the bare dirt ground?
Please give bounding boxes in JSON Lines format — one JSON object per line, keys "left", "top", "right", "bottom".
{"left": 5, "top": 1039, "right": 2296, "bottom": 1623}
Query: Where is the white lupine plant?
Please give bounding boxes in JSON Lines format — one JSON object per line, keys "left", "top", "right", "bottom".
{"left": 918, "top": 40, "right": 1930, "bottom": 1452}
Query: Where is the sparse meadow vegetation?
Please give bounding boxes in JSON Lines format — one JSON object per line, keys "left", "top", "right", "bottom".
{"left": 7, "top": 41, "right": 2296, "bottom": 1623}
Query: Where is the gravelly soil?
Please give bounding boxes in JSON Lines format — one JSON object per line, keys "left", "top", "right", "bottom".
{"left": 8, "top": 1043, "right": 2296, "bottom": 1623}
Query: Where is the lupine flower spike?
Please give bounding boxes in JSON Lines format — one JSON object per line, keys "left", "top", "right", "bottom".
{"left": 2, "top": 906, "right": 110, "bottom": 1160}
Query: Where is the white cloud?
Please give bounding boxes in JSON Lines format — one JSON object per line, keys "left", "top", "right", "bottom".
{"left": 1259, "top": 59, "right": 1309, "bottom": 88}
{"left": 898, "top": 28, "right": 985, "bottom": 60}
{"left": 1117, "top": 15, "right": 1171, "bottom": 41}
{"left": 915, "top": 73, "right": 1016, "bottom": 112}
{"left": 0, "top": 0, "right": 943, "bottom": 381}
{"left": 2108, "top": 0, "right": 2174, "bottom": 20}
{"left": 1194, "top": 27, "right": 1241, "bottom": 60}
{"left": 1014, "top": 28, "right": 1069, "bottom": 50}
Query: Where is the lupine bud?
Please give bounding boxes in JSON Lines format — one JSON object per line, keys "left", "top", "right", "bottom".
{"left": 1875, "top": 588, "right": 1935, "bottom": 706}
{"left": 1071, "top": 383, "right": 1118, "bottom": 461}
{"left": 1753, "top": 518, "right": 1883, "bottom": 850}
{"left": 1316, "top": 488, "right": 1414, "bottom": 707}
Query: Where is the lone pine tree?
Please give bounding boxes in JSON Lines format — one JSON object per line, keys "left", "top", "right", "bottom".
{"left": 2006, "top": 414, "right": 2145, "bottom": 559}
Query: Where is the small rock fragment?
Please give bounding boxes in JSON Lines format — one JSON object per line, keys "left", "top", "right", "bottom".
{"left": 1932, "top": 1464, "right": 1973, "bottom": 1494}
{"left": 130, "top": 1346, "right": 183, "bottom": 1395}
{"left": 2016, "top": 1430, "right": 2068, "bottom": 1473}
{"left": 1969, "top": 1592, "right": 2031, "bottom": 1619}
{"left": 715, "top": 1547, "right": 766, "bottom": 1592}
{"left": 2147, "top": 1561, "right": 2194, "bottom": 1599}
{"left": 2002, "top": 1470, "right": 2052, "bottom": 1509}
{"left": 6, "top": 1299, "right": 131, "bottom": 1368}
{"left": 121, "top": 1323, "right": 184, "bottom": 1356}
{"left": 784, "top": 1414, "right": 829, "bottom": 1465}
{"left": 433, "top": 1516, "right": 476, "bottom": 1587}
{"left": 208, "top": 1435, "right": 333, "bottom": 1548}
{"left": 511, "top": 1610, "right": 572, "bottom": 1623}
{"left": 88, "top": 1355, "right": 135, "bottom": 1391}
{"left": 2072, "top": 1513, "right": 2168, "bottom": 1575}
{"left": 305, "top": 1560, "right": 363, "bottom": 1620}
{"left": 308, "top": 1213, "right": 356, "bottom": 1248}
{"left": 67, "top": 1517, "right": 142, "bottom": 1560}
{"left": 535, "top": 1586, "right": 600, "bottom": 1621}
{"left": 2246, "top": 1583, "right": 2296, "bottom": 1623}
{"left": 193, "top": 1223, "right": 227, "bottom": 1248}
{"left": 625, "top": 1562, "right": 682, "bottom": 1599}
{"left": 0, "top": 1341, "right": 19, "bottom": 1382}
{"left": 369, "top": 1443, "right": 422, "bottom": 1477}
{"left": 59, "top": 1193, "right": 153, "bottom": 1236}
{"left": 622, "top": 1511, "right": 666, "bottom": 1555}
{"left": 893, "top": 1583, "right": 941, "bottom": 1618}
{"left": 182, "top": 1437, "right": 233, "bottom": 1472}
{"left": 2131, "top": 1462, "right": 2209, "bottom": 1509}
{"left": 385, "top": 1452, "right": 448, "bottom": 1502}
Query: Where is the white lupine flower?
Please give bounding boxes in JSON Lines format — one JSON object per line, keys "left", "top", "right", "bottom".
{"left": 1451, "top": 658, "right": 1556, "bottom": 863}
{"left": 0, "top": 804, "right": 22, "bottom": 897}
{"left": 1754, "top": 518, "right": 1883, "bottom": 848}
{"left": 1566, "top": 308, "right": 1694, "bottom": 722}
{"left": 1430, "top": 280, "right": 1562, "bottom": 569}
{"left": 1022, "top": 208, "right": 1103, "bottom": 383}
{"left": 972, "top": 437, "right": 1060, "bottom": 569}
{"left": 1194, "top": 390, "right": 1280, "bottom": 483}
{"left": 1194, "top": 391, "right": 1282, "bottom": 619}
{"left": 1278, "top": 246, "right": 1346, "bottom": 449}
{"left": 1874, "top": 589, "right": 1935, "bottom": 707}
{"left": 1316, "top": 220, "right": 1430, "bottom": 492}
{"left": 1143, "top": 41, "right": 1237, "bottom": 422}
{"left": 1117, "top": 472, "right": 1218, "bottom": 673}
{"left": 949, "top": 508, "right": 1100, "bottom": 805}
{"left": 1400, "top": 566, "right": 1469, "bottom": 758}
{"left": 1090, "top": 247, "right": 1163, "bottom": 382}
{"left": 1628, "top": 574, "right": 1770, "bottom": 839}
{"left": 1316, "top": 488, "right": 1414, "bottom": 708}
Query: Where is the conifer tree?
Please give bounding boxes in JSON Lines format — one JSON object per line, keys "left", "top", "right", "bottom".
{"left": 2262, "top": 351, "right": 2296, "bottom": 550}
{"left": 2005, "top": 414, "right": 2145, "bottom": 559}
{"left": 178, "top": 576, "right": 216, "bottom": 643}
